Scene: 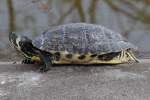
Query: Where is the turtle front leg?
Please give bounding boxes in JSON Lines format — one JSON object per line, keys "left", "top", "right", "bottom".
{"left": 37, "top": 51, "right": 52, "bottom": 72}
{"left": 22, "top": 58, "right": 34, "bottom": 64}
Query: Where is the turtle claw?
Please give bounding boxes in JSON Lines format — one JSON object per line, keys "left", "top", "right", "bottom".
{"left": 22, "top": 59, "right": 34, "bottom": 64}
{"left": 39, "top": 65, "right": 50, "bottom": 72}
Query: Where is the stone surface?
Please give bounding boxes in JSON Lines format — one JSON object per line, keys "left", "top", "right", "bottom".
{"left": 0, "top": 59, "right": 150, "bottom": 100}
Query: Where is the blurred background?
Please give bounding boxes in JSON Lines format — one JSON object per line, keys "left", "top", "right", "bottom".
{"left": 0, "top": 0, "right": 150, "bottom": 60}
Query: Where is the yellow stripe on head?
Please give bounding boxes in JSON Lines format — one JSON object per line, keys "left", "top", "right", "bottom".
{"left": 16, "top": 36, "right": 21, "bottom": 50}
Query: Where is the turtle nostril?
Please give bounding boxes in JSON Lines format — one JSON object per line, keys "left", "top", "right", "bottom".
{"left": 9, "top": 33, "right": 19, "bottom": 48}
{"left": 9, "top": 32, "right": 16, "bottom": 40}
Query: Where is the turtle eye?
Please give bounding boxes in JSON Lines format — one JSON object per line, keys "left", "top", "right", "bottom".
{"left": 19, "top": 41, "right": 23, "bottom": 47}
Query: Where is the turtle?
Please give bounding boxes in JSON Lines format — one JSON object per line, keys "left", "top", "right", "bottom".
{"left": 9, "top": 23, "right": 138, "bottom": 72}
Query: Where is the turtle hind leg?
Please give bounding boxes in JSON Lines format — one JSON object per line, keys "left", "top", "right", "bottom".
{"left": 37, "top": 51, "right": 52, "bottom": 72}
{"left": 126, "top": 50, "right": 139, "bottom": 63}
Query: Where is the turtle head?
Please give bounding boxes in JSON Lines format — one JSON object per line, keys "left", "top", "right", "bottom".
{"left": 9, "top": 32, "right": 31, "bottom": 51}
{"left": 9, "top": 32, "right": 18, "bottom": 49}
{"left": 9, "top": 32, "right": 36, "bottom": 58}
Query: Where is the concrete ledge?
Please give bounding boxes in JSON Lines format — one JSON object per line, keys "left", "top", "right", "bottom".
{"left": 0, "top": 59, "right": 150, "bottom": 100}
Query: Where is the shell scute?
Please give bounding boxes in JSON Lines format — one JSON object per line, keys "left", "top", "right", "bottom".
{"left": 32, "top": 23, "right": 137, "bottom": 54}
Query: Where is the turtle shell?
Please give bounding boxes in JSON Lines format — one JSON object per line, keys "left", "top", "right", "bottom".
{"left": 32, "top": 23, "right": 137, "bottom": 54}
